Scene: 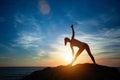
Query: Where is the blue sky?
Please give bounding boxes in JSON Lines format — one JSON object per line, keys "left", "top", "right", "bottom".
{"left": 0, "top": 0, "right": 120, "bottom": 67}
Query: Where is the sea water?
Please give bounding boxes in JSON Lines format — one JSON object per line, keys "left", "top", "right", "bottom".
{"left": 0, "top": 67, "right": 45, "bottom": 80}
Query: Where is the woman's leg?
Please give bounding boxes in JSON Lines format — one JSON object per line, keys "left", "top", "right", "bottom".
{"left": 85, "top": 44, "right": 96, "bottom": 64}
{"left": 69, "top": 48, "right": 84, "bottom": 65}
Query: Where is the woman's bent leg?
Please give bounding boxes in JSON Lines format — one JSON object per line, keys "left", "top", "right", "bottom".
{"left": 69, "top": 48, "right": 84, "bottom": 65}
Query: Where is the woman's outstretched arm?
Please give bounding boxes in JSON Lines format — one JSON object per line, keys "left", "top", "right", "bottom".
{"left": 71, "top": 24, "right": 75, "bottom": 39}
{"left": 70, "top": 45, "right": 74, "bottom": 56}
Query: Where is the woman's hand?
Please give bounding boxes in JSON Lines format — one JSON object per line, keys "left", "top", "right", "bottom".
{"left": 71, "top": 24, "right": 73, "bottom": 29}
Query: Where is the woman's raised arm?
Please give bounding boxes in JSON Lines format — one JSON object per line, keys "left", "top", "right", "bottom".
{"left": 71, "top": 24, "right": 75, "bottom": 39}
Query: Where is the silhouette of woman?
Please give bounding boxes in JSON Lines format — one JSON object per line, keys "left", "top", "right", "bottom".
{"left": 64, "top": 24, "right": 96, "bottom": 65}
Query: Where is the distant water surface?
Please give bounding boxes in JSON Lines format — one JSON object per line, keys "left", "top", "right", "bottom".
{"left": 0, "top": 67, "right": 45, "bottom": 80}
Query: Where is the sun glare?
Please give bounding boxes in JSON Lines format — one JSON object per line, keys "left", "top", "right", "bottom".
{"left": 62, "top": 46, "right": 79, "bottom": 64}
{"left": 64, "top": 53, "right": 73, "bottom": 63}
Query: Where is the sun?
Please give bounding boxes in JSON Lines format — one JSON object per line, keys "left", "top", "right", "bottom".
{"left": 64, "top": 53, "right": 73, "bottom": 64}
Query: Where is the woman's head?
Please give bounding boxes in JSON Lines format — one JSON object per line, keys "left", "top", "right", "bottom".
{"left": 64, "top": 37, "right": 70, "bottom": 46}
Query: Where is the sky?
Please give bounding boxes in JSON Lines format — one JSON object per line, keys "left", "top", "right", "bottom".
{"left": 0, "top": 0, "right": 120, "bottom": 67}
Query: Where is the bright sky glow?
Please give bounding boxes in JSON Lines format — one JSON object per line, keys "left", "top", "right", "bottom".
{"left": 0, "top": 0, "right": 120, "bottom": 67}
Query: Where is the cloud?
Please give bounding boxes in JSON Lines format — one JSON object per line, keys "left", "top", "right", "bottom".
{"left": 101, "top": 28, "right": 120, "bottom": 38}
{"left": 14, "top": 14, "right": 25, "bottom": 24}
{"left": 75, "top": 28, "right": 120, "bottom": 52}
{"left": 38, "top": 0, "right": 50, "bottom": 15}
{"left": 12, "top": 13, "right": 57, "bottom": 61}
{"left": 14, "top": 13, "right": 41, "bottom": 30}
{"left": 13, "top": 31, "right": 45, "bottom": 49}
{"left": 0, "top": 43, "right": 17, "bottom": 54}
{"left": 0, "top": 56, "right": 16, "bottom": 61}
{"left": 76, "top": 19, "right": 100, "bottom": 27}
{"left": 13, "top": 13, "right": 45, "bottom": 50}
{"left": 0, "top": 56, "right": 11, "bottom": 59}
{"left": 32, "top": 50, "right": 49, "bottom": 60}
